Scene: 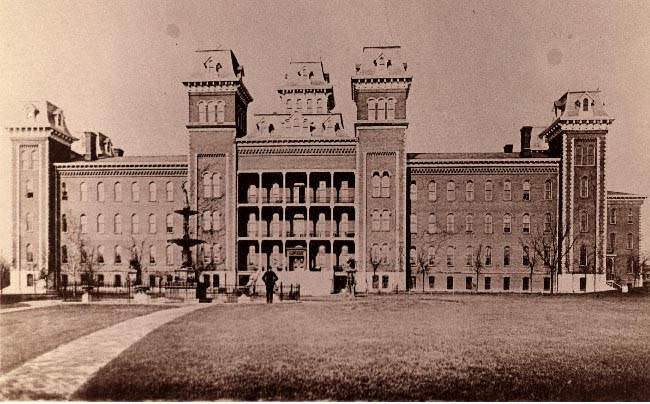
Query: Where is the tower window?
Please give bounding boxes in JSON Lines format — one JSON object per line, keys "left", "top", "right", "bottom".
{"left": 410, "top": 213, "right": 418, "bottom": 234}
{"left": 580, "top": 245, "right": 588, "bottom": 266}
{"left": 371, "top": 172, "right": 380, "bottom": 198}
{"left": 544, "top": 180, "right": 552, "bottom": 200}
{"left": 25, "top": 244, "right": 34, "bottom": 262}
{"left": 216, "top": 101, "right": 225, "bottom": 123}
{"left": 579, "top": 211, "right": 588, "bottom": 233}
{"left": 381, "top": 210, "right": 390, "bottom": 231}
{"left": 583, "top": 97, "right": 589, "bottom": 112}
{"left": 368, "top": 98, "right": 377, "bottom": 121}
{"left": 25, "top": 179, "right": 34, "bottom": 198}
{"left": 410, "top": 181, "right": 417, "bottom": 201}
{"left": 62, "top": 214, "right": 68, "bottom": 233}
{"left": 387, "top": 98, "right": 396, "bottom": 120}
{"left": 61, "top": 182, "right": 68, "bottom": 200}
{"left": 580, "top": 177, "right": 589, "bottom": 198}
{"left": 377, "top": 98, "right": 386, "bottom": 120}
{"left": 198, "top": 101, "right": 207, "bottom": 123}
{"left": 610, "top": 208, "right": 617, "bottom": 224}
{"left": 381, "top": 172, "right": 390, "bottom": 197}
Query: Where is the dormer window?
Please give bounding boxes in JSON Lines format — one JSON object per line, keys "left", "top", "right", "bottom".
{"left": 583, "top": 98, "right": 589, "bottom": 112}
{"left": 268, "top": 124, "right": 275, "bottom": 134}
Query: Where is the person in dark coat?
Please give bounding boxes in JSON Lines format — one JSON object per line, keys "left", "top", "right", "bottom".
{"left": 261, "top": 268, "right": 278, "bottom": 303}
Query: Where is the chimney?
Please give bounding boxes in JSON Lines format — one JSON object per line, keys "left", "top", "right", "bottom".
{"left": 84, "top": 132, "right": 97, "bottom": 161}
{"left": 503, "top": 144, "right": 513, "bottom": 153}
{"left": 520, "top": 126, "right": 532, "bottom": 157}
{"left": 113, "top": 148, "right": 124, "bottom": 157}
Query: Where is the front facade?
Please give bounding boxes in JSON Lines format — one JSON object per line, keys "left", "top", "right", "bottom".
{"left": 4, "top": 46, "right": 645, "bottom": 295}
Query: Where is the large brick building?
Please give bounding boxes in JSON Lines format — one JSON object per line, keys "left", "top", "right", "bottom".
{"left": 4, "top": 46, "right": 645, "bottom": 295}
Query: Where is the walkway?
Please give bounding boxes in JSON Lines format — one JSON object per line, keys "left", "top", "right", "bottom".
{"left": 0, "top": 303, "right": 204, "bottom": 400}
{"left": 0, "top": 299, "right": 62, "bottom": 314}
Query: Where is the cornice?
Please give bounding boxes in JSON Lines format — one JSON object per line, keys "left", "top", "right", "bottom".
{"left": 543, "top": 118, "right": 613, "bottom": 142}
{"left": 54, "top": 161, "right": 188, "bottom": 177}
{"left": 238, "top": 145, "right": 356, "bottom": 156}
{"left": 7, "top": 126, "right": 78, "bottom": 146}
{"left": 355, "top": 121, "right": 409, "bottom": 129}
{"left": 236, "top": 138, "right": 357, "bottom": 145}
{"left": 407, "top": 158, "right": 560, "bottom": 166}
{"left": 183, "top": 80, "right": 253, "bottom": 103}
{"left": 351, "top": 76, "right": 413, "bottom": 101}
{"left": 409, "top": 166, "right": 559, "bottom": 175}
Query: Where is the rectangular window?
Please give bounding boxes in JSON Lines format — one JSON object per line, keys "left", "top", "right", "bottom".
{"left": 410, "top": 276, "right": 417, "bottom": 289}
{"left": 410, "top": 214, "right": 417, "bottom": 234}
{"left": 523, "top": 277, "right": 529, "bottom": 291}
{"left": 428, "top": 276, "right": 435, "bottom": 289}
{"left": 372, "top": 275, "right": 379, "bottom": 289}
{"left": 115, "top": 274, "right": 122, "bottom": 287}
{"left": 503, "top": 277, "right": 510, "bottom": 291}
{"left": 382, "top": 275, "right": 389, "bottom": 289}
{"left": 544, "top": 277, "right": 550, "bottom": 291}
{"left": 465, "top": 276, "right": 472, "bottom": 290}
{"left": 213, "top": 274, "right": 220, "bottom": 288}
{"left": 446, "top": 276, "right": 454, "bottom": 290}
{"left": 484, "top": 276, "right": 491, "bottom": 290}
{"left": 579, "top": 277, "right": 586, "bottom": 291}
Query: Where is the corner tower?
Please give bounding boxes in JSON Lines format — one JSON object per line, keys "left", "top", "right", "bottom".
{"left": 352, "top": 46, "right": 412, "bottom": 291}
{"left": 543, "top": 91, "right": 613, "bottom": 292}
{"left": 183, "top": 49, "right": 253, "bottom": 277}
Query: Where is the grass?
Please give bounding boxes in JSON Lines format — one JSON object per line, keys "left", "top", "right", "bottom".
{"left": 0, "top": 304, "right": 167, "bottom": 374}
{"left": 74, "top": 292, "right": 650, "bottom": 401}
{"left": 0, "top": 302, "right": 30, "bottom": 309}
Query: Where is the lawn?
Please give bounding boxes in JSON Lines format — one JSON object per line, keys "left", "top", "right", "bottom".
{"left": 0, "top": 304, "right": 168, "bottom": 374}
{"left": 75, "top": 292, "right": 650, "bottom": 401}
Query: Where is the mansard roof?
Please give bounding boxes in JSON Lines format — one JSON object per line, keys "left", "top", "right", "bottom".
{"left": 552, "top": 90, "right": 610, "bottom": 120}
{"left": 248, "top": 112, "right": 349, "bottom": 139}
{"left": 353, "top": 46, "right": 410, "bottom": 78}
{"left": 184, "top": 49, "right": 244, "bottom": 82}
{"left": 5, "top": 100, "right": 77, "bottom": 144}
{"left": 280, "top": 61, "right": 331, "bottom": 88}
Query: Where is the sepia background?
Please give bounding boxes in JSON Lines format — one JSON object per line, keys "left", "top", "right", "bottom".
{"left": 1, "top": 0, "right": 649, "bottom": 258}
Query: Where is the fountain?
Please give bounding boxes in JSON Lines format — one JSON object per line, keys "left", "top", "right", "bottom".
{"left": 168, "top": 183, "right": 207, "bottom": 301}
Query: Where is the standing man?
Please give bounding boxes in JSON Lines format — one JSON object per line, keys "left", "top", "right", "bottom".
{"left": 262, "top": 267, "right": 278, "bottom": 304}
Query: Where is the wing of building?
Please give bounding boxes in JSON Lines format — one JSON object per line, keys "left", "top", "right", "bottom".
{"left": 4, "top": 47, "right": 646, "bottom": 295}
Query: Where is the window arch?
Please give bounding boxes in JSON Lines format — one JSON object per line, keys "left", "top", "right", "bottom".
{"left": 207, "top": 101, "right": 216, "bottom": 122}
{"left": 212, "top": 174, "right": 222, "bottom": 198}
{"left": 377, "top": 98, "right": 386, "bottom": 120}
{"left": 306, "top": 98, "right": 313, "bottom": 113}
{"left": 446, "top": 213, "right": 455, "bottom": 233}
{"left": 386, "top": 98, "right": 396, "bottom": 120}
{"left": 576, "top": 145, "right": 584, "bottom": 165}
{"left": 213, "top": 243, "right": 222, "bottom": 263}
{"left": 296, "top": 99, "right": 303, "bottom": 111}
{"left": 97, "top": 245, "right": 105, "bottom": 264}
{"left": 131, "top": 214, "right": 139, "bottom": 234}
{"left": 503, "top": 180, "right": 512, "bottom": 201}
{"left": 465, "top": 180, "right": 474, "bottom": 201}
{"left": 148, "top": 214, "right": 157, "bottom": 233}
{"left": 381, "top": 243, "right": 390, "bottom": 264}
{"left": 503, "top": 213, "right": 512, "bottom": 233}
{"left": 580, "top": 176, "right": 589, "bottom": 198}
{"left": 80, "top": 182, "right": 88, "bottom": 202}
{"left": 114, "top": 245, "right": 123, "bottom": 264}
{"left": 484, "top": 180, "right": 493, "bottom": 201}
{"left": 583, "top": 97, "right": 589, "bottom": 112}
{"left": 97, "top": 214, "right": 105, "bottom": 233}
{"left": 20, "top": 150, "right": 29, "bottom": 169}
{"left": 465, "top": 214, "right": 473, "bottom": 232}
{"left": 523, "top": 246, "right": 530, "bottom": 266}
{"left": 203, "top": 244, "right": 212, "bottom": 264}
{"left": 367, "top": 98, "right": 377, "bottom": 121}
{"left": 484, "top": 214, "right": 493, "bottom": 234}
{"left": 166, "top": 214, "right": 174, "bottom": 233}
{"left": 465, "top": 246, "right": 473, "bottom": 267}
{"left": 503, "top": 246, "right": 511, "bottom": 266}
{"left": 131, "top": 182, "right": 140, "bottom": 202}
{"left": 149, "top": 182, "right": 157, "bottom": 202}
{"left": 628, "top": 209, "right": 633, "bottom": 224}
{"left": 522, "top": 214, "right": 530, "bottom": 233}
{"left": 316, "top": 98, "right": 324, "bottom": 113}
{"left": 446, "top": 246, "right": 455, "bottom": 267}
{"left": 114, "top": 214, "right": 122, "bottom": 234}
{"left": 446, "top": 181, "right": 456, "bottom": 201}
{"left": 286, "top": 98, "right": 293, "bottom": 112}
{"left": 610, "top": 208, "right": 617, "bottom": 224}
{"left": 114, "top": 182, "right": 122, "bottom": 202}
{"left": 428, "top": 181, "right": 437, "bottom": 201}
{"left": 381, "top": 172, "right": 390, "bottom": 197}
{"left": 523, "top": 180, "right": 530, "bottom": 201}
{"left": 25, "top": 212, "right": 33, "bottom": 231}
{"left": 371, "top": 172, "right": 381, "bottom": 198}
{"left": 27, "top": 273, "right": 34, "bottom": 286}
{"left": 216, "top": 101, "right": 225, "bottom": 123}
{"left": 381, "top": 210, "right": 390, "bottom": 231}
{"left": 25, "top": 244, "right": 34, "bottom": 262}
{"left": 627, "top": 233, "right": 634, "bottom": 249}
{"left": 97, "top": 182, "right": 105, "bottom": 202}
{"left": 80, "top": 214, "right": 88, "bottom": 234}
{"left": 166, "top": 181, "right": 174, "bottom": 202}
{"left": 410, "top": 181, "right": 417, "bottom": 201}
{"left": 197, "top": 101, "right": 207, "bottom": 123}
{"left": 428, "top": 213, "right": 437, "bottom": 234}
{"left": 427, "top": 246, "right": 436, "bottom": 265}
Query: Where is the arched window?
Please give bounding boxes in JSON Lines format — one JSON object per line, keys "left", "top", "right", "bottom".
{"left": 580, "top": 176, "right": 589, "bottom": 198}
{"left": 80, "top": 214, "right": 88, "bottom": 234}
{"left": 212, "top": 174, "right": 221, "bottom": 198}
{"left": 503, "top": 246, "right": 511, "bottom": 266}
{"left": 62, "top": 214, "right": 68, "bottom": 232}
{"left": 484, "top": 180, "right": 493, "bottom": 201}
{"left": 97, "top": 245, "right": 105, "bottom": 264}
{"left": 523, "top": 246, "right": 530, "bottom": 266}
{"left": 198, "top": 101, "right": 207, "bottom": 123}
{"left": 523, "top": 180, "right": 530, "bottom": 201}
{"left": 503, "top": 214, "right": 511, "bottom": 233}
{"left": 465, "top": 181, "right": 474, "bottom": 201}
{"left": 465, "top": 214, "right": 473, "bottom": 232}
{"left": 114, "top": 214, "right": 122, "bottom": 234}
{"left": 503, "top": 180, "right": 512, "bottom": 201}
{"left": 149, "top": 182, "right": 157, "bottom": 202}
{"left": 166, "top": 181, "right": 174, "bottom": 202}
{"left": 465, "top": 246, "right": 473, "bottom": 267}
{"left": 31, "top": 149, "right": 38, "bottom": 169}
{"left": 410, "top": 213, "right": 418, "bottom": 233}
{"left": 148, "top": 214, "right": 156, "bottom": 234}
{"left": 25, "top": 179, "right": 34, "bottom": 198}
{"left": 80, "top": 182, "right": 88, "bottom": 202}
{"left": 25, "top": 212, "right": 33, "bottom": 231}
{"left": 131, "top": 214, "right": 139, "bottom": 234}
{"left": 446, "top": 213, "right": 455, "bottom": 233}
{"left": 367, "top": 98, "right": 377, "bottom": 121}
{"left": 586, "top": 145, "right": 595, "bottom": 165}
{"left": 428, "top": 213, "right": 437, "bottom": 234}
{"left": 427, "top": 246, "right": 436, "bottom": 265}
{"left": 379, "top": 243, "right": 389, "bottom": 264}
{"left": 544, "top": 212, "right": 552, "bottom": 232}
{"left": 579, "top": 211, "right": 588, "bottom": 232}
{"left": 149, "top": 245, "right": 156, "bottom": 265}
{"left": 202, "top": 173, "right": 211, "bottom": 198}
{"left": 381, "top": 210, "right": 390, "bottom": 231}
{"left": 608, "top": 233, "right": 616, "bottom": 253}
{"left": 97, "top": 214, "right": 105, "bottom": 233}
{"left": 61, "top": 182, "right": 68, "bottom": 200}
{"left": 166, "top": 245, "right": 174, "bottom": 265}
{"left": 522, "top": 214, "right": 530, "bottom": 233}
{"left": 371, "top": 210, "right": 381, "bottom": 231}
{"left": 381, "top": 172, "right": 390, "bottom": 197}
{"left": 428, "top": 181, "right": 437, "bottom": 201}
{"left": 114, "top": 245, "right": 123, "bottom": 264}
{"left": 446, "top": 181, "right": 456, "bottom": 201}
{"left": 25, "top": 244, "right": 34, "bottom": 262}
{"left": 446, "top": 246, "right": 455, "bottom": 267}
{"left": 97, "top": 182, "right": 105, "bottom": 202}
{"left": 544, "top": 180, "right": 552, "bottom": 200}
{"left": 628, "top": 209, "right": 633, "bottom": 224}
{"left": 114, "top": 182, "right": 122, "bottom": 202}
{"left": 203, "top": 211, "right": 212, "bottom": 231}
{"left": 627, "top": 233, "right": 633, "bottom": 249}
{"left": 27, "top": 273, "right": 34, "bottom": 286}
{"left": 212, "top": 211, "right": 221, "bottom": 231}
{"left": 484, "top": 246, "right": 492, "bottom": 266}
{"left": 610, "top": 208, "right": 617, "bottom": 224}
{"left": 166, "top": 214, "right": 174, "bottom": 233}
{"left": 20, "top": 150, "right": 29, "bottom": 169}
{"left": 373, "top": 244, "right": 383, "bottom": 264}
{"left": 306, "top": 98, "right": 313, "bottom": 113}
{"left": 316, "top": 98, "right": 324, "bottom": 113}
{"left": 410, "top": 181, "right": 417, "bottom": 201}
{"left": 207, "top": 101, "right": 216, "bottom": 122}
{"left": 286, "top": 98, "right": 293, "bottom": 112}
{"left": 377, "top": 98, "right": 386, "bottom": 120}
{"left": 213, "top": 243, "right": 222, "bottom": 263}
{"left": 484, "top": 214, "right": 493, "bottom": 234}
{"left": 61, "top": 245, "right": 68, "bottom": 263}
{"left": 296, "top": 99, "right": 303, "bottom": 111}
{"left": 131, "top": 182, "right": 140, "bottom": 202}
{"left": 576, "top": 145, "right": 584, "bottom": 165}
{"left": 579, "top": 245, "right": 588, "bottom": 266}
{"left": 216, "top": 101, "right": 225, "bottom": 123}
{"left": 583, "top": 97, "right": 589, "bottom": 112}
{"left": 371, "top": 172, "right": 381, "bottom": 198}
{"left": 203, "top": 244, "right": 212, "bottom": 264}
{"left": 386, "top": 98, "right": 396, "bottom": 120}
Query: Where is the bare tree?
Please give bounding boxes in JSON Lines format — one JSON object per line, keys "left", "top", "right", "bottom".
{"left": 128, "top": 237, "right": 147, "bottom": 286}
{"left": 471, "top": 243, "right": 484, "bottom": 292}
{"left": 527, "top": 220, "right": 576, "bottom": 295}
{"left": 62, "top": 217, "right": 98, "bottom": 292}
{"left": 520, "top": 236, "right": 541, "bottom": 293}
{"left": 412, "top": 230, "right": 450, "bottom": 292}
{"left": 632, "top": 251, "right": 648, "bottom": 288}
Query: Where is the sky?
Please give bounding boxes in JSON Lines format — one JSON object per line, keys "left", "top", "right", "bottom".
{"left": 1, "top": 0, "right": 649, "bottom": 257}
